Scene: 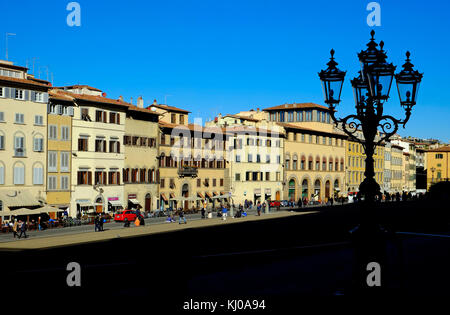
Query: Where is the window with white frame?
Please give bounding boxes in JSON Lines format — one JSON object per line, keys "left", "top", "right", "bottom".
{"left": 34, "top": 115, "right": 44, "bottom": 125}
{"left": 0, "top": 112, "right": 4, "bottom": 122}
{"left": 48, "top": 151, "right": 57, "bottom": 172}
{"left": 61, "top": 175, "right": 69, "bottom": 190}
{"left": 0, "top": 163, "right": 4, "bottom": 185}
{"left": 15, "top": 113, "right": 24, "bottom": 124}
{"left": 14, "top": 135, "right": 25, "bottom": 156}
{"left": 33, "top": 136, "right": 44, "bottom": 152}
{"left": 47, "top": 175, "right": 57, "bottom": 190}
{"left": 48, "top": 125, "right": 57, "bottom": 140}
{"left": 60, "top": 152, "right": 69, "bottom": 172}
{"left": 13, "top": 163, "right": 25, "bottom": 185}
{"left": 61, "top": 126, "right": 70, "bottom": 141}
{"left": 15, "top": 89, "right": 24, "bottom": 100}
{"left": 35, "top": 92, "right": 44, "bottom": 102}
{"left": 0, "top": 87, "right": 4, "bottom": 98}
{"left": 33, "top": 165, "right": 44, "bottom": 185}
{"left": 0, "top": 133, "right": 4, "bottom": 150}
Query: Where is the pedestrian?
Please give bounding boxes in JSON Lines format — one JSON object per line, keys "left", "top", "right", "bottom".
{"left": 179, "top": 209, "right": 187, "bottom": 224}
{"left": 257, "top": 202, "right": 261, "bottom": 216}
{"left": 18, "top": 220, "right": 27, "bottom": 239}
{"left": 38, "top": 216, "right": 42, "bottom": 231}
{"left": 222, "top": 204, "right": 228, "bottom": 221}
{"left": 94, "top": 215, "right": 99, "bottom": 232}
{"left": 12, "top": 220, "right": 19, "bottom": 239}
{"left": 99, "top": 214, "right": 104, "bottom": 231}
{"left": 201, "top": 206, "right": 206, "bottom": 219}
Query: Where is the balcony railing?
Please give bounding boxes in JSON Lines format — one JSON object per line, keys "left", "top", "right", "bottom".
{"left": 178, "top": 166, "right": 198, "bottom": 178}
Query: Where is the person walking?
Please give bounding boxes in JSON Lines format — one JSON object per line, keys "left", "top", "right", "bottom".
{"left": 201, "top": 205, "right": 206, "bottom": 219}
{"left": 222, "top": 204, "right": 228, "bottom": 221}
{"left": 94, "top": 215, "right": 99, "bottom": 232}
{"left": 178, "top": 209, "right": 187, "bottom": 224}
{"left": 12, "top": 220, "right": 19, "bottom": 239}
{"left": 18, "top": 220, "right": 27, "bottom": 239}
{"left": 99, "top": 214, "right": 104, "bottom": 231}
{"left": 257, "top": 202, "right": 261, "bottom": 216}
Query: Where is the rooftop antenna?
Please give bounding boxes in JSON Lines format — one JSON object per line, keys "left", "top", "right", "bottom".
{"left": 32, "top": 57, "right": 38, "bottom": 75}
{"left": 5, "top": 33, "right": 16, "bottom": 60}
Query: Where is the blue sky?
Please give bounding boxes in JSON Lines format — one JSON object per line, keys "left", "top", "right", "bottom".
{"left": 1, "top": 0, "right": 449, "bottom": 141}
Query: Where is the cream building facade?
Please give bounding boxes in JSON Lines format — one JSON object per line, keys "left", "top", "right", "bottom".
{"left": 0, "top": 60, "right": 50, "bottom": 221}
{"left": 51, "top": 86, "right": 128, "bottom": 217}
{"left": 123, "top": 97, "right": 159, "bottom": 212}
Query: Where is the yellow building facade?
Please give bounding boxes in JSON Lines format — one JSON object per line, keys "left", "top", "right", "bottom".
{"left": 426, "top": 146, "right": 450, "bottom": 190}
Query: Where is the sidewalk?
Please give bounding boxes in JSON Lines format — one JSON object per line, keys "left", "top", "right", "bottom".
{"left": 0, "top": 210, "right": 317, "bottom": 251}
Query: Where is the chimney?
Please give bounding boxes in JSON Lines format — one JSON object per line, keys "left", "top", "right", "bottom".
{"left": 119, "top": 96, "right": 123, "bottom": 101}
{"left": 257, "top": 107, "right": 260, "bottom": 112}
{"left": 130, "top": 97, "right": 133, "bottom": 105}
{"left": 153, "top": 99, "right": 157, "bottom": 105}
{"left": 137, "top": 96, "right": 144, "bottom": 108}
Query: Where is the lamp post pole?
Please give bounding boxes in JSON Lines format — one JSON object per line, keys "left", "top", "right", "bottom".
{"left": 318, "top": 30, "right": 423, "bottom": 293}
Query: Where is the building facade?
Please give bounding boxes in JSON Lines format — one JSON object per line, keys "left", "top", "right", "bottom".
{"left": 426, "top": 146, "right": 450, "bottom": 190}
{"left": 0, "top": 60, "right": 50, "bottom": 220}
{"left": 123, "top": 97, "right": 159, "bottom": 212}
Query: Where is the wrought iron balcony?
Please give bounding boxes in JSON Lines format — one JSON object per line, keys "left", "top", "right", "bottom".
{"left": 178, "top": 166, "right": 198, "bottom": 178}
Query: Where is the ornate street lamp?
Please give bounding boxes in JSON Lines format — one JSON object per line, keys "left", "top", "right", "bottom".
{"left": 318, "top": 30, "right": 423, "bottom": 292}
{"left": 318, "top": 30, "right": 423, "bottom": 204}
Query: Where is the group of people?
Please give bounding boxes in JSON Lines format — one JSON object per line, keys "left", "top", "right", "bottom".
{"left": 94, "top": 214, "right": 105, "bottom": 232}
{"left": 10, "top": 220, "right": 28, "bottom": 239}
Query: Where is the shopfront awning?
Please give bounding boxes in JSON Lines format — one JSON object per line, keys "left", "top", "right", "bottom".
{"left": 128, "top": 199, "right": 140, "bottom": 205}
{"left": 197, "top": 192, "right": 205, "bottom": 199}
{"left": 170, "top": 193, "right": 176, "bottom": 199}
{"left": 205, "top": 192, "right": 213, "bottom": 199}
{"left": 108, "top": 200, "right": 122, "bottom": 206}
{"left": 161, "top": 193, "right": 168, "bottom": 202}
{"left": 0, "top": 190, "right": 41, "bottom": 209}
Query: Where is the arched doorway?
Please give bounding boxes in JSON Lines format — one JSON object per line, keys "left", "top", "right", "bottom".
{"left": 288, "top": 179, "right": 296, "bottom": 201}
{"left": 95, "top": 196, "right": 104, "bottom": 213}
{"left": 182, "top": 183, "right": 189, "bottom": 210}
{"left": 302, "top": 179, "right": 309, "bottom": 199}
{"left": 275, "top": 190, "right": 281, "bottom": 201}
{"left": 314, "top": 180, "right": 321, "bottom": 201}
{"left": 145, "top": 193, "right": 152, "bottom": 212}
{"left": 325, "top": 180, "right": 331, "bottom": 199}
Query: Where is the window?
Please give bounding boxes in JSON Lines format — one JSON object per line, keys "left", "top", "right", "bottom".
{"left": 61, "top": 126, "right": 70, "bottom": 141}
{"left": 0, "top": 163, "right": 4, "bottom": 185}
{"left": 48, "top": 125, "right": 57, "bottom": 140}
{"left": 15, "top": 89, "right": 25, "bottom": 100}
{"left": 34, "top": 115, "right": 44, "bottom": 125}
{"left": 95, "top": 110, "right": 107, "bottom": 123}
{"left": 0, "top": 87, "right": 4, "bottom": 98}
{"left": 235, "top": 173, "right": 240, "bottom": 181}
{"left": 179, "top": 115, "right": 185, "bottom": 124}
{"left": 81, "top": 108, "right": 90, "bottom": 121}
{"left": 61, "top": 152, "right": 70, "bottom": 172}
{"left": 109, "top": 140, "right": 120, "bottom": 153}
{"left": 108, "top": 171, "right": 120, "bottom": 185}
{"left": 61, "top": 175, "right": 69, "bottom": 190}
{"left": 48, "top": 176, "right": 57, "bottom": 190}
{"left": 33, "top": 165, "right": 44, "bottom": 185}
{"left": 0, "top": 111, "right": 4, "bottom": 122}
{"left": 436, "top": 154, "right": 444, "bottom": 159}
{"left": 279, "top": 111, "right": 285, "bottom": 122}
{"left": 15, "top": 113, "right": 24, "bottom": 124}
{"left": 35, "top": 92, "right": 44, "bottom": 102}
{"left": 33, "top": 136, "right": 44, "bottom": 152}
{"left": 171, "top": 114, "right": 176, "bottom": 124}
{"left": 78, "top": 138, "right": 88, "bottom": 151}
{"left": 95, "top": 171, "right": 107, "bottom": 185}
{"left": 235, "top": 155, "right": 241, "bottom": 162}
{"left": 220, "top": 179, "right": 224, "bottom": 186}
{"left": 197, "top": 178, "right": 201, "bottom": 187}
{"left": 77, "top": 171, "right": 92, "bottom": 185}
{"left": 14, "top": 135, "right": 25, "bottom": 157}
{"left": 95, "top": 139, "right": 107, "bottom": 152}
{"left": 109, "top": 112, "right": 120, "bottom": 124}
{"left": 48, "top": 151, "right": 57, "bottom": 172}
{"left": 13, "top": 163, "right": 25, "bottom": 185}
{"left": 213, "top": 179, "right": 216, "bottom": 187}
{"left": 248, "top": 154, "right": 252, "bottom": 162}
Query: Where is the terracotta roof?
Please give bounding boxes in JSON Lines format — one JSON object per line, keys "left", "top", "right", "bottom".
{"left": 147, "top": 103, "right": 190, "bottom": 114}
{"left": 264, "top": 102, "right": 329, "bottom": 111}
{"left": 58, "top": 85, "right": 103, "bottom": 92}
{"left": 49, "top": 88, "right": 131, "bottom": 108}
{"left": 49, "top": 90, "right": 75, "bottom": 102}
{"left": 0, "top": 75, "right": 51, "bottom": 88}
{"left": 427, "top": 146, "right": 450, "bottom": 152}
{"left": 224, "top": 114, "right": 260, "bottom": 122}
{"left": 277, "top": 122, "right": 346, "bottom": 137}
{"left": 0, "top": 62, "right": 28, "bottom": 71}
{"left": 127, "top": 104, "right": 160, "bottom": 116}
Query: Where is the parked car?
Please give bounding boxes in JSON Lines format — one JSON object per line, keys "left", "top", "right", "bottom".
{"left": 268, "top": 200, "right": 281, "bottom": 207}
{"left": 114, "top": 210, "right": 142, "bottom": 222}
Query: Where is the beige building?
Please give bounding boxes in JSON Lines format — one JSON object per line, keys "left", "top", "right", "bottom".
{"left": 148, "top": 101, "right": 229, "bottom": 211}
{"left": 51, "top": 86, "right": 128, "bottom": 217}
{"left": 263, "top": 103, "right": 347, "bottom": 202}
{"left": 390, "top": 144, "right": 404, "bottom": 193}
{"left": 123, "top": 97, "right": 159, "bottom": 212}
{"left": 0, "top": 60, "right": 51, "bottom": 221}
